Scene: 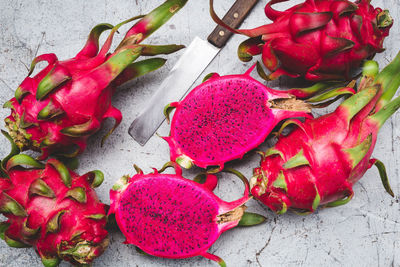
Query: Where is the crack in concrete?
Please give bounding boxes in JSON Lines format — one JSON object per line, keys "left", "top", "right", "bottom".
{"left": 256, "top": 225, "right": 276, "bottom": 267}
{"left": 322, "top": 248, "right": 342, "bottom": 265}
{"left": 358, "top": 182, "right": 372, "bottom": 209}
{"left": 302, "top": 247, "right": 309, "bottom": 266}
{"left": 0, "top": 78, "right": 13, "bottom": 92}
{"left": 34, "top": 31, "right": 46, "bottom": 58}
{"left": 362, "top": 231, "right": 400, "bottom": 238}
{"left": 356, "top": 207, "right": 400, "bottom": 225}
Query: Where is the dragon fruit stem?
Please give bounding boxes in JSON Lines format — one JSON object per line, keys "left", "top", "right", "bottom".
{"left": 28, "top": 53, "right": 57, "bottom": 77}
{"left": 361, "top": 60, "right": 380, "bottom": 80}
{"left": 339, "top": 86, "right": 378, "bottom": 122}
{"left": 374, "top": 52, "right": 400, "bottom": 110}
{"left": 122, "top": 0, "right": 189, "bottom": 45}
{"left": 0, "top": 131, "right": 19, "bottom": 174}
{"left": 6, "top": 154, "right": 45, "bottom": 170}
{"left": 98, "top": 15, "right": 146, "bottom": 57}
{"left": 376, "top": 9, "right": 393, "bottom": 29}
{"left": 201, "top": 252, "right": 227, "bottom": 267}
{"left": 287, "top": 82, "right": 337, "bottom": 99}
{"left": 76, "top": 23, "right": 114, "bottom": 58}
{"left": 113, "top": 58, "right": 167, "bottom": 87}
{"left": 137, "top": 44, "right": 185, "bottom": 56}
{"left": 237, "top": 212, "right": 267, "bottom": 226}
{"left": 370, "top": 94, "right": 400, "bottom": 128}
{"left": 238, "top": 37, "right": 263, "bottom": 62}
{"left": 372, "top": 159, "right": 394, "bottom": 197}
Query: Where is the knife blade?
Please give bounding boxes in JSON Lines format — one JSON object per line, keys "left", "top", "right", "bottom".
{"left": 129, "top": 0, "right": 259, "bottom": 146}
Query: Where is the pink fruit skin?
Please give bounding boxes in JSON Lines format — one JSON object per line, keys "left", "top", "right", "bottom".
{"left": 211, "top": 0, "right": 393, "bottom": 81}
{"left": 0, "top": 157, "right": 108, "bottom": 266}
{"left": 4, "top": 0, "right": 187, "bottom": 160}
{"left": 109, "top": 163, "right": 249, "bottom": 265}
{"left": 251, "top": 54, "right": 400, "bottom": 214}
{"left": 164, "top": 65, "right": 313, "bottom": 170}
{"left": 6, "top": 49, "right": 119, "bottom": 159}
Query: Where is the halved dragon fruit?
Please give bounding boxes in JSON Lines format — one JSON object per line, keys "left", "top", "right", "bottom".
{"left": 109, "top": 162, "right": 265, "bottom": 266}
{"left": 163, "top": 65, "right": 354, "bottom": 170}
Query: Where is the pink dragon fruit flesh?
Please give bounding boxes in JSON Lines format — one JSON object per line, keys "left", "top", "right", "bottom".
{"left": 109, "top": 162, "right": 265, "bottom": 266}
{"left": 163, "top": 65, "right": 355, "bottom": 170}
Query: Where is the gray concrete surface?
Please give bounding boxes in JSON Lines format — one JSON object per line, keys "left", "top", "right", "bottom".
{"left": 0, "top": 0, "right": 400, "bottom": 266}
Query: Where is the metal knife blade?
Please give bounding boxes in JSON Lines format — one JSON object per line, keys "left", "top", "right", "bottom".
{"left": 128, "top": 37, "right": 219, "bottom": 145}
{"left": 129, "top": 0, "right": 259, "bottom": 145}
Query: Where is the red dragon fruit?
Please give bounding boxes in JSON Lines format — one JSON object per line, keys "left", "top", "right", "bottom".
{"left": 210, "top": 0, "right": 393, "bottom": 83}
{"left": 0, "top": 132, "right": 108, "bottom": 266}
{"left": 4, "top": 0, "right": 187, "bottom": 159}
{"left": 109, "top": 162, "right": 265, "bottom": 266}
{"left": 163, "top": 65, "right": 355, "bottom": 170}
{"left": 250, "top": 52, "right": 400, "bottom": 214}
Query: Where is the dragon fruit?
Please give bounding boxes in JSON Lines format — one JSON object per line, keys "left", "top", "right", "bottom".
{"left": 109, "top": 162, "right": 265, "bottom": 266}
{"left": 4, "top": 0, "right": 187, "bottom": 159}
{"left": 0, "top": 132, "right": 108, "bottom": 266}
{"left": 250, "top": 52, "right": 400, "bottom": 214}
{"left": 163, "top": 65, "right": 355, "bottom": 170}
{"left": 210, "top": 0, "right": 393, "bottom": 83}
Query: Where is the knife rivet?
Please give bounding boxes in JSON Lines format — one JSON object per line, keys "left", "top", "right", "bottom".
{"left": 233, "top": 12, "right": 239, "bottom": 18}
{"left": 219, "top": 30, "right": 225, "bottom": 36}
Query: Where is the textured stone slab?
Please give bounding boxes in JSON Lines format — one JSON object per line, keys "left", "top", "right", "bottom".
{"left": 0, "top": 0, "right": 399, "bottom": 266}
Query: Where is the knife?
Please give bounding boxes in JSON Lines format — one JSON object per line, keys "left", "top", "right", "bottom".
{"left": 129, "top": 0, "right": 259, "bottom": 146}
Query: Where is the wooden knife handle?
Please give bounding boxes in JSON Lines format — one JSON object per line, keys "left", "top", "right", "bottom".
{"left": 207, "top": 0, "right": 259, "bottom": 48}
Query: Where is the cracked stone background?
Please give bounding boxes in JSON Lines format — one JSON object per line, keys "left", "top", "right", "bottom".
{"left": 0, "top": 0, "right": 400, "bottom": 266}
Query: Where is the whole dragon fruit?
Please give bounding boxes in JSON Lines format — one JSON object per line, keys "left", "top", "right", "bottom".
{"left": 4, "top": 0, "right": 187, "bottom": 159}
{"left": 109, "top": 162, "right": 265, "bottom": 266}
{"left": 250, "top": 52, "right": 400, "bottom": 214}
{"left": 0, "top": 132, "right": 108, "bottom": 266}
{"left": 163, "top": 65, "right": 354, "bottom": 170}
{"left": 210, "top": 0, "right": 393, "bottom": 83}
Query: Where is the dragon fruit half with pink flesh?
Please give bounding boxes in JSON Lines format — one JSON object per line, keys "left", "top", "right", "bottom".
{"left": 163, "top": 65, "right": 355, "bottom": 170}
{"left": 109, "top": 162, "right": 265, "bottom": 266}
{"left": 210, "top": 0, "right": 393, "bottom": 83}
{"left": 4, "top": 0, "right": 187, "bottom": 160}
{"left": 0, "top": 132, "right": 108, "bottom": 266}
{"left": 251, "top": 52, "right": 400, "bottom": 214}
